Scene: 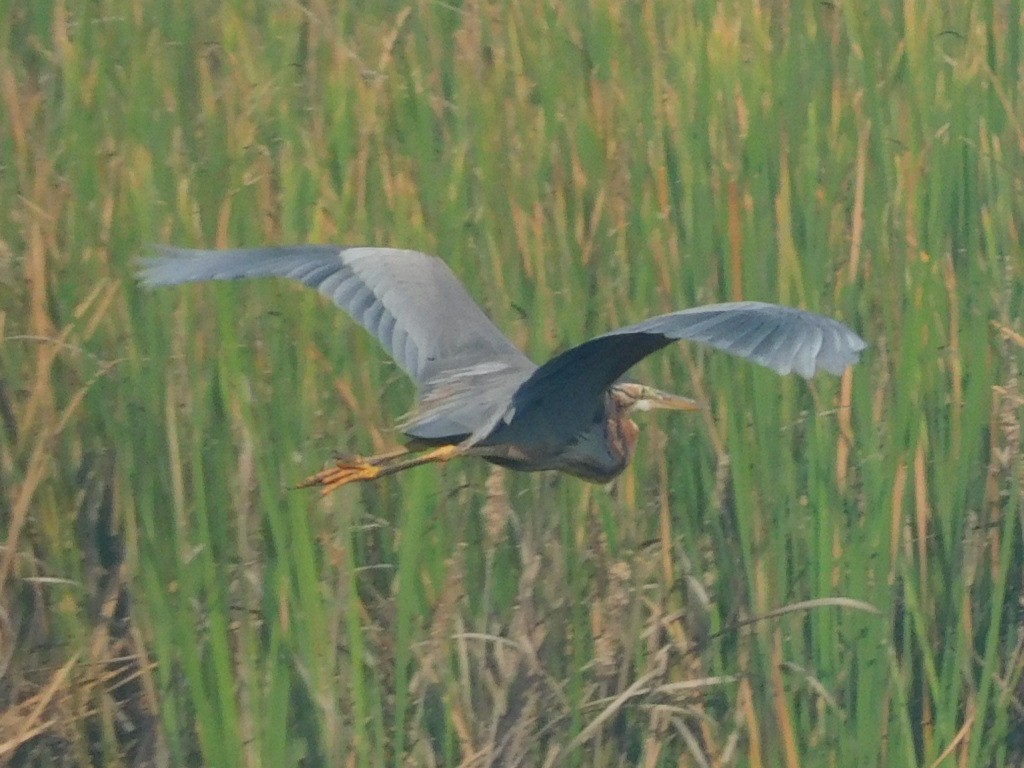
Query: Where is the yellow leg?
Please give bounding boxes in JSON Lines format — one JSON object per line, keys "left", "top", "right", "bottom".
{"left": 297, "top": 444, "right": 463, "bottom": 495}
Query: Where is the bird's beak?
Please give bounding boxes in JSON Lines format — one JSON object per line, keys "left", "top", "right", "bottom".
{"left": 629, "top": 385, "right": 703, "bottom": 413}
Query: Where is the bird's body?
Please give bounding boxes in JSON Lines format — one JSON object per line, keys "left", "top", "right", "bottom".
{"left": 436, "top": 383, "right": 633, "bottom": 481}
{"left": 138, "top": 245, "right": 866, "bottom": 492}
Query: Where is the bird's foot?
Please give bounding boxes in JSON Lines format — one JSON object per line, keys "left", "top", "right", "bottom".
{"left": 297, "top": 459, "right": 384, "bottom": 495}
{"left": 296, "top": 444, "right": 462, "bottom": 496}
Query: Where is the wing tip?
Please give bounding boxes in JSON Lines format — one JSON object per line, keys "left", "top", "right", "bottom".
{"left": 135, "top": 245, "right": 194, "bottom": 288}
{"left": 811, "top": 329, "right": 868, "bottom": 378}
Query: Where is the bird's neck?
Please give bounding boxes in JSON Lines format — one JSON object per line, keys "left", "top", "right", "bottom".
{"left": 604, "top": 388, "right": 640, "bottom": 468}
{"left": 607, "top": 412, "right": 640, "bottom": 469}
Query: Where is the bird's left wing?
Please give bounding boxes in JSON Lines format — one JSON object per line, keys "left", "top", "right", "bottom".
{"left": 509, "top": 301, "right": 866, "bottom": 419}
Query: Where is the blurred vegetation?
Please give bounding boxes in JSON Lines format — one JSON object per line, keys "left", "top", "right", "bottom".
{"left": 0, "top": 0, "right": 1022, "bottom": 765}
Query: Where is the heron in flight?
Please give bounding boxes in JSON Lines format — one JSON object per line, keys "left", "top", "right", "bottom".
{"left": 139, "top": 246, "right": 865, "bottom": 494}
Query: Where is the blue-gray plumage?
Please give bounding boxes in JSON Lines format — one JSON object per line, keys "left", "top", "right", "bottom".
{"left": 139, "top": 245, "right": 866, "bottom": 491}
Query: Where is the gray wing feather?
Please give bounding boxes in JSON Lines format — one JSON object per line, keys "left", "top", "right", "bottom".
{"left": 609, "top": 302, "right": 864, "bottom": 377}
{"left": 137, "top": 246, "right": 535, "bottom": 397}
{"left": 510, "top": 301, "right": 865, "bottom": 426}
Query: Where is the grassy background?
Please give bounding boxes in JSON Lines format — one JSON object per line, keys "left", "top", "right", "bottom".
{"left": 1, "top": 0, "right": 1022, "bottom": 765}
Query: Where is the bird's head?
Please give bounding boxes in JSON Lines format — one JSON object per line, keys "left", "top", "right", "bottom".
{"left": 610, "top": 382, "right": 702, "bottom": 414}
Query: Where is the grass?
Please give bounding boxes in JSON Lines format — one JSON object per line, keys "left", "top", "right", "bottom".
{"left": 0, "top": 0, "right": 1022, "bottom": 765}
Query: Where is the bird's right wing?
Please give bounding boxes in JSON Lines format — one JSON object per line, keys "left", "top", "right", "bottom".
{"left": 138, "top": 246, "right": 535, "bottom": 393}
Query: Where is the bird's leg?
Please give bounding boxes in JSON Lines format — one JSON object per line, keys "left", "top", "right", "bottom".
{"left": 297, "top": 444, "right": 463, "bottom": 495}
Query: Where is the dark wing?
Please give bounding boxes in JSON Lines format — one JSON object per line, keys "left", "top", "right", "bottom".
{"left": 508, "top": 301, "right": 866, "bottom": 421}
{"left": 138, "top": 246, "right": 537, "bottom": 437}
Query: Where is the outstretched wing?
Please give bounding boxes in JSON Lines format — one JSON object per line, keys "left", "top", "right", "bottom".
{"left": 509, "top": 301, "right": 866, "bottom": 421}
{"left": 138, "top": 246, "right": 535, "bottom": 397}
